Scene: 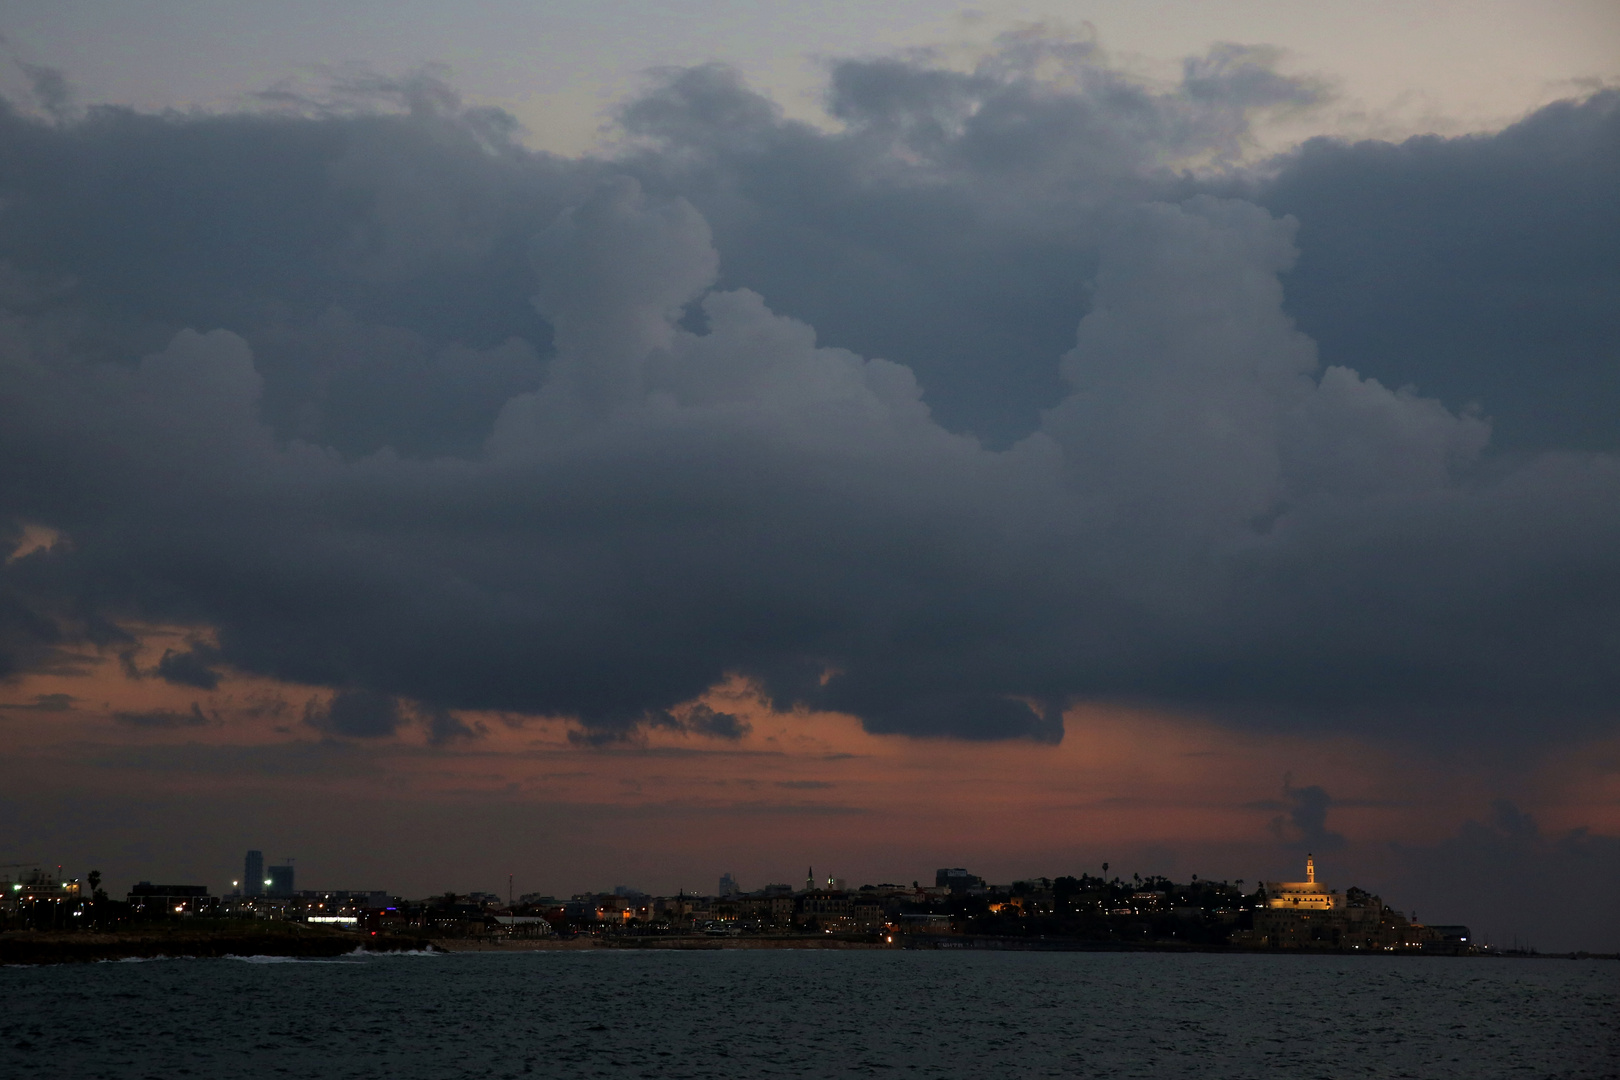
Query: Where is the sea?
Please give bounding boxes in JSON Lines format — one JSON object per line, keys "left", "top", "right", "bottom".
{"left": 2, "top": 949, "right": 1614, "bottom": 1078}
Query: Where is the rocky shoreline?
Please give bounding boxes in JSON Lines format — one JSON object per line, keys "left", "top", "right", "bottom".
{"left": 432, "top": 935, "right": 890, "bottom": 951}
{"left": 0, "top": 925, "right": 436, "bottom": 966}
{"left": 7, "top": 927, "right": 1610, "bottom": 965}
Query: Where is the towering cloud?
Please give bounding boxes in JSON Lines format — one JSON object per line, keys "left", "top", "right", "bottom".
{"left": 0, "top": 37, "right": 1616, "bottom": 747}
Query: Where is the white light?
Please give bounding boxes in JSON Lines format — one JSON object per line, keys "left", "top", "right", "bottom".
{"left": 264, "top": 879, "right": 273, "bottom": 885}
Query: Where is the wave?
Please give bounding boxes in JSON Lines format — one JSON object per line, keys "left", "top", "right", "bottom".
{"left": 228, "top": 954, "right": 366, "bottom": 964}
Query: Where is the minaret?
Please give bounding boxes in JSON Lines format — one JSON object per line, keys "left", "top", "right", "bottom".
{"left": 806, "top": 866, "right": 813, "bottom": 892}
{"left": 1306, "top": 855, "right": 1315, "bottom": 884}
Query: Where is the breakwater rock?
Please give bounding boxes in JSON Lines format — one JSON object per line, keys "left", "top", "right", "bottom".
{"left": 0, "top": 924, "right": 435, "bottom": 965}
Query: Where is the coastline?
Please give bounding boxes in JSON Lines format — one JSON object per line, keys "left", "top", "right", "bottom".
{"left": 0, "top": 925, "right": 435, "bottom": 966}
{"left": 5, "top": 927, "right": 1612, "bottom": 965}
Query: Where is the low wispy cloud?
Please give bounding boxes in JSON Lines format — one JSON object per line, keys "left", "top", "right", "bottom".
{"left": 113, "top": 703, "right": 215, "bottom": 729}
{"left": 0, "top": 692, "right": 76, "bottom": 711}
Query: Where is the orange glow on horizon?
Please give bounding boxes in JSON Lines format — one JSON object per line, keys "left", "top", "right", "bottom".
{"left": 1, "top": 627, "right": 1616, "bottom": 893}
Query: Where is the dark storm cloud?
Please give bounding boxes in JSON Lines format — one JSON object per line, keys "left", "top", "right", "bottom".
{"left": 1256, "top": 90, "right": 1620, "bottom": 453}
{"left": 304, "top": 690, "right": 404, "bottom": 739}
{"left": 569, "top": 703, "right": 751, "bottom": 747}
{"left": 620, "top": 41, "right": 1327, "bottom": 445}
{"left": 0, "top": 589, "right": 65, "bottom": 680}
{"left": 423, "top": 706, "right": 484, "bottom": 746}
{"left": 155, "top": 642, "right": 225, "bottom": 690}
{"left": 664, "top": 704, "right": 751, "bottom": 741}
{"left": 0, "top": 79, "right": 579, "bottom": 458}
{"left": 1387, "top": 800, "right": 1620, "bottom": 952}
{"left": 0, "top": 35, "right": 1616, "bottom": 747}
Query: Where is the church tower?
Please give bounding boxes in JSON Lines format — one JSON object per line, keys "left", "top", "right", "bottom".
{"left": 1260, "top": 854, "right": 1339, "bottom": 911}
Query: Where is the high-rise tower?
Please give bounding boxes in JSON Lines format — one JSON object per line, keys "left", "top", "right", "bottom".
{"left": 244, "top": 850, "right": 264, "bottom": 897}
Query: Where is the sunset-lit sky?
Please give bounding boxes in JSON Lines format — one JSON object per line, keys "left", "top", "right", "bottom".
{"left": 6, "top": 0, "right": 1619, "bottom": 151}
{"left": 0, "top": 1, "right": 1617, "bottom": 950}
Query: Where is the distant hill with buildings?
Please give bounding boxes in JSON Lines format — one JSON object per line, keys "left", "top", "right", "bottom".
{"left": 0, "top": 854, "right": 1519, "bottom": 961}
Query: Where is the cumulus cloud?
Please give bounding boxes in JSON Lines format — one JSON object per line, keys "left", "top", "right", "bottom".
{"left": 615, "top": 43, "right": 1324, "bottom": 446}
{"left": 1268, "top": 779, "right": 1346, "bottom": 852}
{"left": 1386, "top": 798, "right": 1620, "bottom": 952}
{"left": 1257, "top": 90, "right": 1620, "bottom": 452}
{"left": 0, "top": 42, "right": 1615, "bottom": 749}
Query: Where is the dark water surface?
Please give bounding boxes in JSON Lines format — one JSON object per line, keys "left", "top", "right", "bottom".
{"left": 2, "top": 950, "right": 1614, "bottom": 1078}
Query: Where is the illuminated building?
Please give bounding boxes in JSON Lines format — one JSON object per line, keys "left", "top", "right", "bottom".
{"left": 1261, "top": 855, "right": 1342, "bottom": 911}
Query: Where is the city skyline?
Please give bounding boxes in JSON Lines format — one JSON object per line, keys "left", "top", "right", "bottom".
{"left": 8, "top": 849, "right": 1495, "bottom": 962}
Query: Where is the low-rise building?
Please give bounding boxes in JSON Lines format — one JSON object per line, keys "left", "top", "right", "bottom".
{"left": 127, "top": 882, "right": 216, "bottom": 916}
{"left": 492, "top": 915, "right": 557, "bottom": 938}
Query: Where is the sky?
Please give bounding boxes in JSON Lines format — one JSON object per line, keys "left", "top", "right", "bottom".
{"left": 0, "top": 1, "right": 1617, "bottom": 950}
{"left": 5, "top": 0, "right": 1619, "bottom": 152}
